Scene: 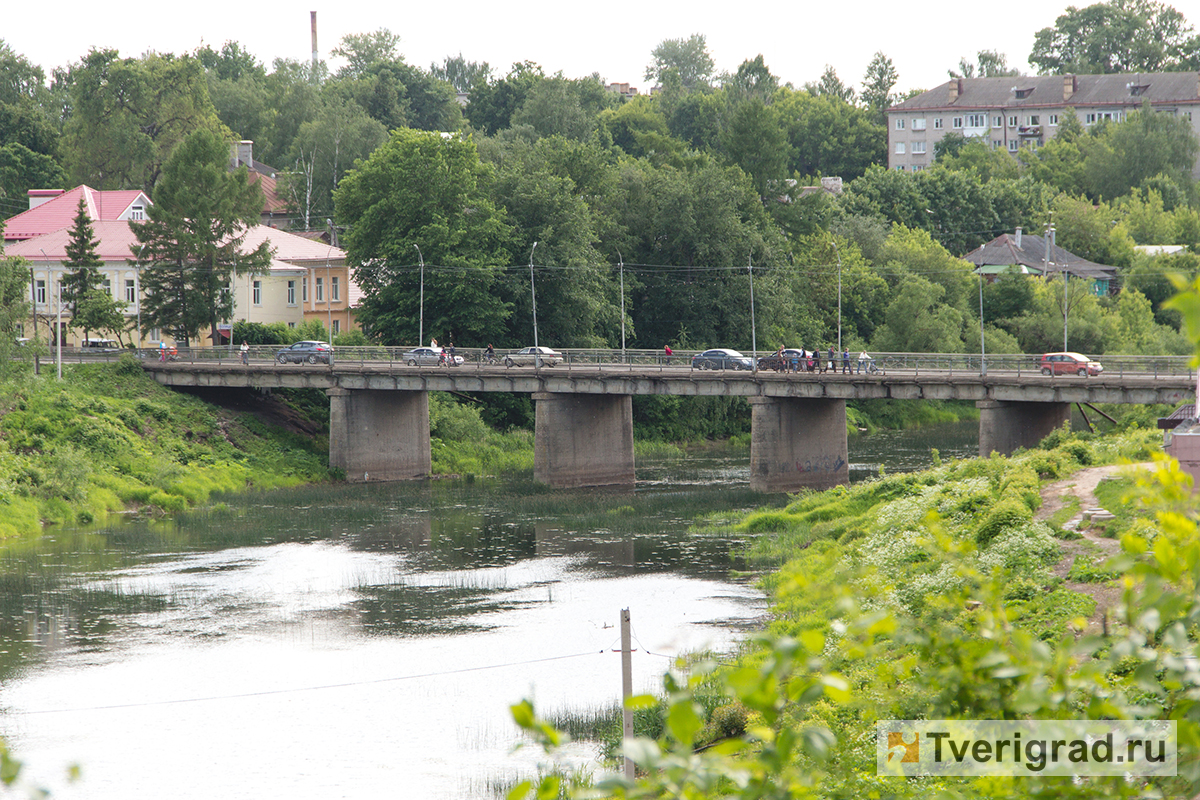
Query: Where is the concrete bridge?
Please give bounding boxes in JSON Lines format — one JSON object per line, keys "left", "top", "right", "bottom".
{"left": 144, "top": 351, "right": 1196, "bottom": 492}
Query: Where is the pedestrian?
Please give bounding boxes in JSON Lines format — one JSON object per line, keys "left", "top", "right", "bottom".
{"left": 664, "top": 344, "right": 673, "bottom": 365}
{"left": 240, "top": 340, "right": 249, "bottom": 365}
{"left": 842, "top": 347, "right": 851, "bottom": 374}
{"left": 827, "top": 346, "right": 835, "bottom": 373}
{"left": 430, "top": 337, "right": 438, "bottom": 350}
{"left": 857, "top": 351, "right": 869, "bottom": 374}
{"left": 159, "top": 340, "right": 167, "bottom": 362}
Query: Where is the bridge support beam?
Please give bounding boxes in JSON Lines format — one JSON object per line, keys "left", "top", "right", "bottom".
{"left": 533, "top": 392, "right": 635, "bottom": 487}
{"left": 977, "top": 400, "right": 1070, "bottom": 457}
{"left": 749, "top": 397, "right": 848, "bottom": 492}
{"left": 328, "top": 388, "right": 430, "bottom": 482}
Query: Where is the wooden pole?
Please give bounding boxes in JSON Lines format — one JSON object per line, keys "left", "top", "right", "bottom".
{"left": 621, "top": 607, "right": 634, "bottom": 781}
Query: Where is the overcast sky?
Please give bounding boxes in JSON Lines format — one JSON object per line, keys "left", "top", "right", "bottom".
{"left": 7, "top": 1, "right": 1080, "bottom": 96}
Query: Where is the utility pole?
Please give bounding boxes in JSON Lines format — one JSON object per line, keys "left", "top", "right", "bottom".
{"left": 748, "top": 254, "right": 757, "bottom": 372}
{"left": 620, "top": 608, "right": 634, "bottom": 782}
{"left": 618, "top": 252, "right": 625, "bottom": 363}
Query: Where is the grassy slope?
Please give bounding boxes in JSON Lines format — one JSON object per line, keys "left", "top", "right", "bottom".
{"left": 0, "top": 356, "right": 333, "bottom": 538}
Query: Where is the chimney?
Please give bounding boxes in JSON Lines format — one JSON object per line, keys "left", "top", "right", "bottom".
{"left": 311, "top": 11, "right": 319, "bottom": 71}
{"left": 1063, "top": 74, "right": 1077, "bottom": 101}
{"left": 949, "top": 78, "right": 962, "bottom": 103}
{"left": 1014, "top": 227, "right": 1022, "bottom": 249}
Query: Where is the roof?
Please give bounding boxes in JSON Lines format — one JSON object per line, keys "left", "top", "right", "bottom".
{"left": 248, "top": 171, "right": 289, "bottom": 214}
{"left": 962, "top": 233, "right": 1118, "bottom": 281}
{"left": 891, "top": 71, "right": 1200, "bottom": 113}
{"left": 3, "top": 186, "right": 150, "bottom": 242}
{"left": 4, "top": 220, "right": 143, "bottom": 261}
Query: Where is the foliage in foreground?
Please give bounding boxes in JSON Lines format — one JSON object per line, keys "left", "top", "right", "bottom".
{"left": 0, "top": 356, "right": 331, "bottom": 537}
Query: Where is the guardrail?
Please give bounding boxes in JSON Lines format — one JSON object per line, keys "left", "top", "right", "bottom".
{"left": 115, "top": 345, "right": 1198, "bottom": 380}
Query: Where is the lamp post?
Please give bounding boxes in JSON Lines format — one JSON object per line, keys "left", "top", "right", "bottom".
{"left": 414, "top": 244, "right": 424, "bottom": 347}
{"left": 832, "top": 239, "right": 843, "bottom": 353}
{"left": 617, "top": 251, "right": 625, "bottom": 363}
{"left": 978, "top": 271, "right": 987, "bottom": 376}
{"left": 530, "top": 241, "right": 540, "bottom": 367}
{"left": 134, "top": 244, "right": 146, "bottom": 350}
{"left": 748, "top": 253, "right": 757, "bottom": 371}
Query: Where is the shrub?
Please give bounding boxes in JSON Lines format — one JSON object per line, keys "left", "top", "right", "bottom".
{"left": 975, "top": 496, "right": 1033, "bottom": 547}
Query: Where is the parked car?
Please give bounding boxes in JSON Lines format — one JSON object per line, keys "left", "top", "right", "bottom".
{"left": 757, "top": 348, "right": 805, "bottom": 372}
{"left": 81, "top": 338, "right": 120, "bottom": 352}
{"left": 401, "top": 347, "right": 463, "bottom": 366}
{"left": 504, "top": 346, "right": 563, "bottom": 367}
{"left": 1039, "top": 351, "right": 1102, "bottom": 376}
{"left": 276, "top": 340, "right": 333, "bottom": 364}
{"left": 692, "top": 348, "right": 753, "bottom": 371}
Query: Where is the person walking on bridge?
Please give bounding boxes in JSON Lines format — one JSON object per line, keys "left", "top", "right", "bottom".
{"left": 842, "top": 348, "right": 851, "bottom": 374}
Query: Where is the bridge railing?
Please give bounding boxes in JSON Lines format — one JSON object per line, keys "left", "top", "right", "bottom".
{"left": 127, "top": 344, "right": 1196, "bottom": 379}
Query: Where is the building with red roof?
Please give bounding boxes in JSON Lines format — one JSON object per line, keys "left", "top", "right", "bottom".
{"left": 2, "top": 186, "right": 151, "bottom": 243}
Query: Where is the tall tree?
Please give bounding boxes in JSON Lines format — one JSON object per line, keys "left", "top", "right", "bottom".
{"left": 0, "top": 254, "right": 31, "bottom": 378}
{"left": 465, "top": 62, "right": 544, "bottom": 135}
{"left": 430, "top": 54, "right": 491, "bottom": 93}
{"left": 805, "top": 66, "right": 855, "bottom": 103}
{"left": 1082, "top": 100, "right": 1200, "bottom": 202}
{"left": 644, "top": 34, "right": 715, "bottom": 90}
{"left": 860, "top": 52, "right": 898, "bottom": 124}
{"left": 60, "top": 49, "right": 228, "bottom": 191}
{"left": 59, "top": 197, "right": 109, "bottom": 341}
{"left": 949, "top": 49, "right": 1021, "bottom": 78}
{"left": 334, "top": 128, "right": 514, "bottom": 345}
{"left": 1029, "top": 0, "right": 1199, "bottom": 73}
{"left": 724, "top": 56, "right": 779, "bottom": 103}
{"left": 776, "top": 89, "right": 885, "bottom": 181}
{"left": 330, "top": 29, "right": 403, "bottom": 78}
{"left": 133, "top": 128, "right": 271, "bottom": 346}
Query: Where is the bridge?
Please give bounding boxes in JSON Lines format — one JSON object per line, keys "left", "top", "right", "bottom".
{"left": 142, "top": 347, "right": 1197, "bottom": 492}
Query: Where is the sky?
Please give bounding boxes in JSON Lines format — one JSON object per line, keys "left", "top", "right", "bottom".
{"left": 5, "top": 1, "right": 1079, "bottom": 96}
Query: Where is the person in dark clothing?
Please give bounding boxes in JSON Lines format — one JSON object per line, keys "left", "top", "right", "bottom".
{"left": 842, "top": 348, "right": 851, "bottom": 374}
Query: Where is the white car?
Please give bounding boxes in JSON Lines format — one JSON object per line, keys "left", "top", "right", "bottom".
{"left": 504, "top": 346, "right": 563, "bottom": 367}
{"left": 402, "top": 347, "right": 463, "bottom": 366}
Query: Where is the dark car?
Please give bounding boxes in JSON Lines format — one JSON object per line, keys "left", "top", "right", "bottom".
{"left": 691, "top": 348, "right": 753, "bottom": 371}
{"left": 757, "top": 348, "right": 805, "bottom": 372}
{"left": 276, "top": 340, "right": 333, "bottom": 364}
{"left": 1039, "top": 351, "right": 1102, "bottom": 377}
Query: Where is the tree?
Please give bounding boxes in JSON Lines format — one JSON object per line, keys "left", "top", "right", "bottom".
{"left": 720, "top": 100, "right": 789, "bottom": 198}
{"left": 1029, "top": 0, "right": 1200, "bottom": 73}
{"left": 860, "top": 52, "right": 898, "bottom": 124}
{"left": 330, "top": 29, "right": 403, "bottom": 78}
{"left": 333, "top": 128, "right": 514, "bottom": 346}
{"left": 1082, "top": 101, "right": 1200, "bottom": 202}
{"left": 59, "top": 197, "right": 109, "bottom": 342}
{"left": 60, "top": 49, "right": 228, "bottom": 191}
{"left": 0, "top": 142, "right": 65, "bottom": 207}
{"left": 465, "top": 62, "right": 544, "bottom": 135}
{"left": 805, "top": 65, "right": 855, "bottom": 103}
{"left": 775, "top": 89, "right": 885, "bottom": 181}
{"left": 0, "top": 255, "right": 31, "bottom": 379}
{"left": 429, "top": 54, "right": 491, "bottom": 93}
{"left": 870, "top": 273, "right": 966, "bottom": 352}
{"left": 133, "top": 128, "right": 271, "bottom": 346}
{"left": 724, "top": 55, "right": 779, "bottom": 103}
{"left": 72, "top": 289, "right": 129, "bottom": 345}
{"left": 644, "top": 34, "right": 715, "bottom": 90}
{"left": 949, "top": 49, "right": 1020, "bottom": 78}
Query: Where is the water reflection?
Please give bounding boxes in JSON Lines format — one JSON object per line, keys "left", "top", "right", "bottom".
{"left": 0, "top": 422, "right": 978, "bottom": 799}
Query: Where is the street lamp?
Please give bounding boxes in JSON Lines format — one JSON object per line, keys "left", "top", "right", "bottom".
{"left": 134, "top": 243, "right": 146, "bottom": 350}
{"left": 414, "top": 244, "right": 424, "bottom": 346}
{"left": 529, "top": 241, "right": 539, "bottom": 352}
{"left": 748, "top": 253, "right": 757, "bottom": 371}
{"left": 832, "top": 238, "right": 843, "bottom": 353}
{"left": 617, "top": 250, "right": 625, "bottom": 362}
{"left": 978, "top": 271, "right": 986, "bottom": 376}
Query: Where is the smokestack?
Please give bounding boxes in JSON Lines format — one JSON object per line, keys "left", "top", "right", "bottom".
{"left": 310, "top": 11, "right": 318, "bottom": 71}
{"left": 1014, "top": 227, "right": 1022, "bottom": 248}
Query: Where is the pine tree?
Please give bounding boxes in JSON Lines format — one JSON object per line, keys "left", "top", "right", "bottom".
{"left": 133, "top": 128, "right": 271, "bottom": 346}
{"left": 60, "top": 196, "right": 110, "bottom": 342}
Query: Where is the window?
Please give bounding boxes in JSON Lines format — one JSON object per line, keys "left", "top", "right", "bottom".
{"left": 895, "top": 118, "right": 905, "bottom": 130}
{"left": 252, "top": 280, "right": 262, "bottom": 306}
{"left": 1049, "top": 114, "right": 1059, "bottom": 126}
{"left": 1027, "top": 115, "right": 1040, "bottom": 125}
{"left": 332, "top": 320, "right": 341, "bottom": 334}
{"left": 287, "top": 280, "right": 296, "bottom": 305}
{"left": 966, "top": 113, "right": 986, "bottom": 127}
{"left": 302, "top": 277, "right": 308, "bottom": 302}
{"left": 1007, "top": 115, "right": 1017, "bottom": 127}
{"left": 1086, "top": 112, "right": 1097, "bottom": 124}
{"left": 993, "top": 115, "right": 1003, "bottom": 127}
{"left": 130, "top": 204, "right": 145, "bottom": 221}
{"left": 1129, "top": 84, "right": 1149, "bottom": 97}
{"left": 125, "top": 279, "right": 136, "bottom": 303}
{"left": 288, "top": 322, "right": 296, "bottom": 329}
{"left": 992, "top": 139, "right": 1003, "bottom": 149}
{"left": 1008, "top": 140, "right": 1018, "bottom": 152}
{"left": 933, "top": 118, "right": 944, "bottom": 129}
{"left": 911, "top": 141, "right": 926, "bottom": 154}
{"left": 895, "top": 165, "right": 906, "bottom": 171}
{"left": 952, "top": 117, "right": 963, "bottom": 129}
{"left": 913, "top": 118, "right": 926, "bottom": 130}
{"left": 101, "top": 276, "right": 112, "bottom": 296}
{"left": 1184, "top": 111, "right": 1193, "bottom": 121}
{"left": 331, "top": 276, "right": 340, "bottom": 302}
{"left": 35, "top": 279, "right": 45, "bottom": 305}
{"left": 315, "top": 276, "right": 324, "bottom": 302}
{"left": 1014, "top": 88, "right": 1033, "bottom": 99}
{"left": 894, "top": 142, "right": 906, "bottom": 154}
{"left": 911, "top": 165, "right": 924, "bottom": 172}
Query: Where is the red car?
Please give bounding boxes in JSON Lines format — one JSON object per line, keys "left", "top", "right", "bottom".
{"left": 1039, "top": 351, "right": 1103, "bottom": 376}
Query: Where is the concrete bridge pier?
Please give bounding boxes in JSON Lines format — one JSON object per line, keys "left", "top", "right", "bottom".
{"left": 977, "top": 399, "right": 1070, "bottom": 457}
{"left": 533, "top": 392, "right": 635, "bottom": 487}
{"left": 749, "top": 397, "right": 849, "bottom": 492}
{"left": 328, "top": 388, "right": 431, "bottom": 481}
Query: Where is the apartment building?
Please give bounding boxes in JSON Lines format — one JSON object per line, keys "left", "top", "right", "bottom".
{"left": 887, "top": 72, "right": 1200, "bottom": 176}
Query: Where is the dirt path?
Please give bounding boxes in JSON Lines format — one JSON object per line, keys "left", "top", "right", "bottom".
{"left": 1037, "top": 463, "right": 1152, "bottom": 631}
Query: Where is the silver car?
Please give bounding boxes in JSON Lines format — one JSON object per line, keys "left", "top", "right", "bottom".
{"left": 402, "top": 347, "right": 464, "bottom": 366}
{"left": 504, "top": 346, "right": 562, "bottom": 367}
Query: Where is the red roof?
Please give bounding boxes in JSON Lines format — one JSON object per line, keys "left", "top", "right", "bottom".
{"left": 4, "top": 220, "right": 144, "bottom": 261}
{"left": 3, "top": 186, "right": 150, "bottom": 242}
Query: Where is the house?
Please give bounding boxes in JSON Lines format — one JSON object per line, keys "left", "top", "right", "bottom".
{"left": 963, "top": 227, "right": 1119, "bottom": 295}
{"left": 3, "top": 185, "right": 151, "bottom": 244}
{"left": 887, "top": 72, "right": 1200, "bottom": 176}
{"left": 230, "top": 141, "right": 295, "bottom": 230}
{"left": 5, "top": 213, "right": 359, "bottom": 347}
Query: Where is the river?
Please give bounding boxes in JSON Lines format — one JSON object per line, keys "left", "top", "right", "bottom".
{"left": 0, "top": 420, "right": 978, "bottom": 799}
